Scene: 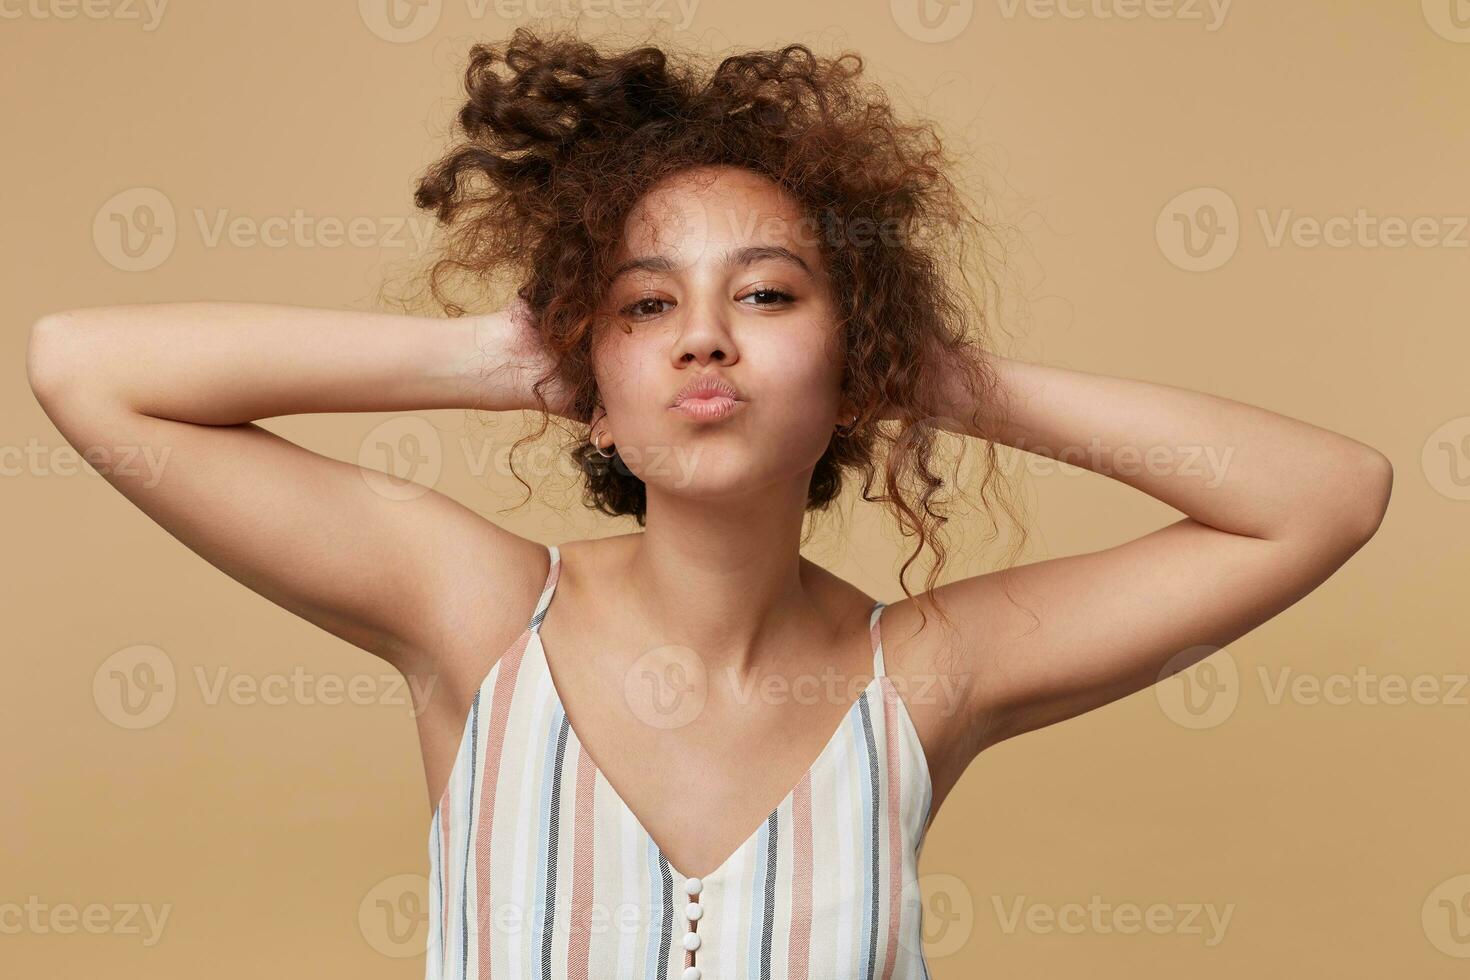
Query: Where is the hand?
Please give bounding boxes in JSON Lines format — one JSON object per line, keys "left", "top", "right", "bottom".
{"left": 480, "top": 294, "right": 577, "bottom": 418}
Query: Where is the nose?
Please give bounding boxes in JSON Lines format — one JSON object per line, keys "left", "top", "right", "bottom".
{"left": 670, "top": 294, "right": 739, "bottom": 367}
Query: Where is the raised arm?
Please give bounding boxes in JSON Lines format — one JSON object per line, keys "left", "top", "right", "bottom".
{"left": 24, "top": 300, "right": 562, "bottom": 675}
{"left": 889, "top": 355, "right": 1392, "bottom": 771}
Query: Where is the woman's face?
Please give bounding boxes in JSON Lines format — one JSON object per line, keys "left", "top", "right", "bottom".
{"left": 591, "top": 165, "right": 850, "bottom": 503}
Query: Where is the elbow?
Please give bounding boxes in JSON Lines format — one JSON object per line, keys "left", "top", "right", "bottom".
{"left": 1340, "top": 448, "right": 1393, "bottom": 544}
{"left": 26, "top": 310, "right": 87, "bottom": 406}
{"left": 1275, "top": 446, "right": 1392, "bottom": 555}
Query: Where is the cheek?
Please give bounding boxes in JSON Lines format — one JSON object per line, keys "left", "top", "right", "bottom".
{"left": 591, "top": 333, "right": 654, "bottom": 417}
{"left": 744, "top": 330, "right": 844, "bottom": 423}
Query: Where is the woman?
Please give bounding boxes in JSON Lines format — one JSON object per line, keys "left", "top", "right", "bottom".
{"left": 26, "top": 27, "right": 1391, "bottom": 980}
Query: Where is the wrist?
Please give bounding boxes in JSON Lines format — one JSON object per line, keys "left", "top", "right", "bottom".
{"left": 424, "top": 310, "right": 537, "bottom": 413}
{"left": 931, "top": 353, "right": 1011, "bottom": 440}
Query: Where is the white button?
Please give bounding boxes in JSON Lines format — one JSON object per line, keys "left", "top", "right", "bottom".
{"left": 684, "top": 877, "right": 703, "bottom": 896}
{"left": 681, "top": 967, "right": 701, "bottom": 980}
{"left": 685, "top": 901, "right": 703, "bottom": 921}
{"left": 682, "top": 931, "right": 701, "bottom": 951}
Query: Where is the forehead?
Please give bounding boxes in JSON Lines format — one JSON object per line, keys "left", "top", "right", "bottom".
{"left": 614, "top": 165, "right": 818, "bottom": 264}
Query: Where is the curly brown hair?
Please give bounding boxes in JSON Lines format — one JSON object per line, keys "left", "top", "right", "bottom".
{"left": 401, "top": 25, "right": 1028, "bottom": 620}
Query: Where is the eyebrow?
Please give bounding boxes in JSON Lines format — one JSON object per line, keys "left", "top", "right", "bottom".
{"left": 609, "top": 244, "right": 813, "bottom": 282}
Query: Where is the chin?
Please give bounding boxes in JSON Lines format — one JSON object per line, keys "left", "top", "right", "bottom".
{"left": 616, "top": 415, "right": 833, "bottom": 492}
{"left": 624, "top": 446, "right": 747, "bottom": 497}
{"left": 624, "top": 444, "right": 796, "bottom": 500}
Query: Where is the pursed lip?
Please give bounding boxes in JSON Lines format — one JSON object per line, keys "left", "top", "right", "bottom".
{"left": 668, "top": 374, "right": 747, "bottom": 422}
{"left": 668, "top": 375, "right": 746, "bottom": 408}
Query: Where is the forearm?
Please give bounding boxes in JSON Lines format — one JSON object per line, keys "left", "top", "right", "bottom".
{"left": 942, "top": 356, "right": 1391, "bottom": 542}
{"left": 26, "top": 302, "right": 531, "bottom": 424}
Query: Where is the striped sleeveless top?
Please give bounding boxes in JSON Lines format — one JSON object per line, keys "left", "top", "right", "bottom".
{"left": 427, "top": 543, "right": 935, "bottom": 979}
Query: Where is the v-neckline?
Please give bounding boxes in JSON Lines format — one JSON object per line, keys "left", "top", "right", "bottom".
{"left": 530, "top": 613, "right": 883, "bottom": 885}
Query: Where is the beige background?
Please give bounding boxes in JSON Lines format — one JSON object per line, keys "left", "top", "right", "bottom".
{"left": 4, "top": 1, "right": 1467, "bottom": 976}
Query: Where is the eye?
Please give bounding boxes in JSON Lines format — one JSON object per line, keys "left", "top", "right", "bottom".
{"left": 737, "top": 287, "right": 796, "bottom": 307}
{"left": 620, "top": 296, "right": 673, "bottom": 319}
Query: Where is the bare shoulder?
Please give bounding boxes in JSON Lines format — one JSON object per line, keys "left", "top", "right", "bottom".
{"left": 871, "top": 576, "right": 1023, "bottom": 809}
{"left": 451, "top": 531, "right": 640, "bottom": 659}
{"left": 539, "top": 532, "right": 642, "bottom": 626}
{"left": 413, "top": 519, "right": 560, "bottom": 686}
{"left": 411, "top": 524, "right": 577, "bottom": 811}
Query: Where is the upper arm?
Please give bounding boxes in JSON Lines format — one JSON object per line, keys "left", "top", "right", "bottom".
{"left": 892, "top": 450, "right": 1392, "bottom": 757}
{"left": 27, "top": 318, "right": 546, "bottom": 675}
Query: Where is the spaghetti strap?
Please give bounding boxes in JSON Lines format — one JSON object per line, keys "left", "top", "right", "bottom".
{"left": 527, "top": 543, "right": 561, "bottom": 633}
{"left": 869, "top": 599, "right": 887, "bottom": 678}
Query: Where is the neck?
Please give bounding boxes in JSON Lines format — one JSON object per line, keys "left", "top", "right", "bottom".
{"left": 623, "top": 476, "right": 817, "bottom": 680}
